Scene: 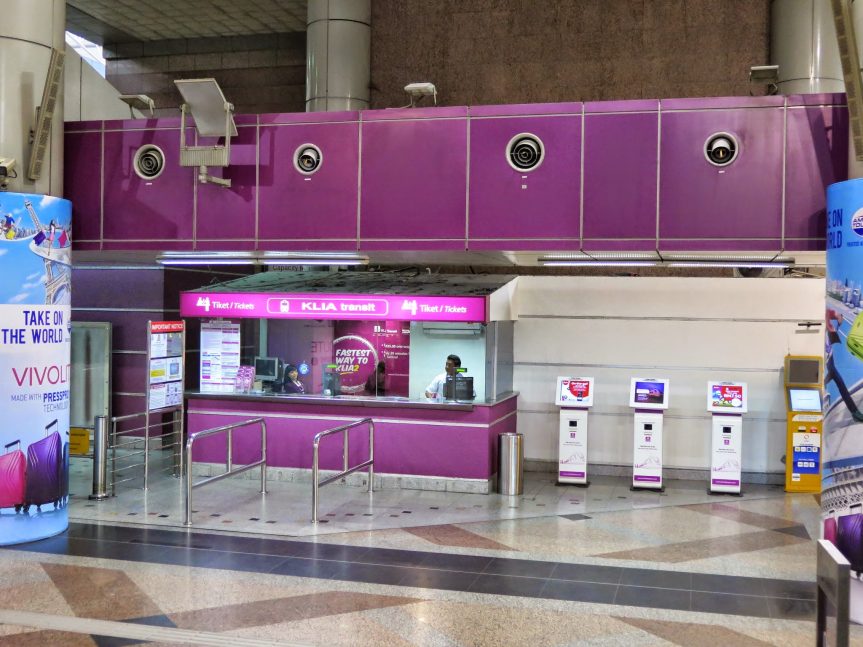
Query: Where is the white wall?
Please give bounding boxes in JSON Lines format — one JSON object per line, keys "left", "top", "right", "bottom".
{"left": 64, "top": 47, "right": 140, "bottom": 121}
{"left": 513, "top": 276, "right": 825, "bottom": 474}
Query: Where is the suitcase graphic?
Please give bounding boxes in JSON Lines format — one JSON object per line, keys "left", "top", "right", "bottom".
{"left": 0, "top": 440, "right": 26, "bottom": 512}
{"left": 24, "top": 420, "right": 62, "bottom": 512}
{"left": 824, "top": 516, "right": 837, "bottom": 545}
{"left": 836, "top": 512, "right": 863, "bottom": 574}
{"left": 59, "top": 432, "right": 69, "bottom": 507}
{"left": 847, "top": 312, "right": 863, "bottom": 362}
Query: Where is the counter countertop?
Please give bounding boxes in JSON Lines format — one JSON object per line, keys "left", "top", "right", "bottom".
{"left": 185, "top": 390, "right": 518, "bottom": 411}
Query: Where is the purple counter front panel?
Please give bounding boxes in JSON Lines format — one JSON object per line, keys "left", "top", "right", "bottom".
{"left": 583, "top": 103, "right": 659, "bottom": 249}
{"left": 180, "top": 291, "right": 488, "bottom": 322}
{"left": 187, "top": 394, "right": 517, "bottom": 481}
{"left": 360, "top": 108, "right": 468, "bottom": 248}
{"left": 258, "top": 116, "right": 360, "bottom": 249}
{"left": 468, "top": 108, "right": 582, "bottom": 248}
{"left": 659, "top": 106, "right": 784, "bottom": 247}
{"left": 102, "top": 125, "right": 195, "bottom": 247}
{"left": 194, "top": 115, "right": 258, "bottom": 249}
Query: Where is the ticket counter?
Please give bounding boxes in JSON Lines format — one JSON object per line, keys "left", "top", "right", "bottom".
{"left": 180, "top": 271, "right": 518, "bottom": 493}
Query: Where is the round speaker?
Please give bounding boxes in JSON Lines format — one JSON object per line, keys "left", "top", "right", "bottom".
{"left": 704, "top": 132, "right": 738, "bottom": 167}
{"left": 506, "top": 134, "right": 544, "bottom": 172}
{"left": 294, "top": 143, "right": 322, "bottom": 175}
{"left": 133, "top": 144, "right": 165, "bottom": 180}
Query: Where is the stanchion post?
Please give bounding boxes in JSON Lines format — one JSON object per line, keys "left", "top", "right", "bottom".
{"left": 89, "top": 415, "right": 110, "bottom": 500}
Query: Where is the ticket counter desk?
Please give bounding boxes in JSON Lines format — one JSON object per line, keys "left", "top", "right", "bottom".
{"left": 185, "top": 391, "right": 518, "bottom": 493}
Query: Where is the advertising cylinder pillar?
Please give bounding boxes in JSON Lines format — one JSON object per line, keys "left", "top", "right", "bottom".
{"left": 823, "top": 178, "right": 863, "bottom": 621}
{"left": 0, "top": 0, "right": 66, "bottom": 197}
{"left": 305, "top": 0, "right": 371, "bottom": 112}
{"left": 0, "top": 193, "right": 72, "bottom": 545}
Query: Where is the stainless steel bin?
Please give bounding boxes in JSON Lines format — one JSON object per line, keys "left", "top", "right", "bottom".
{"left": 498, "top": 432, "right": 524, "bottom": 495}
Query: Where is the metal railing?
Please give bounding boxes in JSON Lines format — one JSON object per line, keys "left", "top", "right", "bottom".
{"left": 312, "top": 418, "right": 374, "bottom": 523}
{"left": 184, "top": 418, "right": 267, "bottom": 526}
{"left": 90, "top": 409, "right": 184, "bottom": 499}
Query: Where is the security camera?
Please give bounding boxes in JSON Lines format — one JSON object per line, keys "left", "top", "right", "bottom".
{"left": 0, "top": 158, "right": 17, "bottom": 178}
{"left": 704, "top": 133, "right": 738, "bottom": 166}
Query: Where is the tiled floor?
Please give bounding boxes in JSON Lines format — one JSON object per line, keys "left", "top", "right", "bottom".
{"left": 0, "top": 460, "right": 854, "bottom": 645}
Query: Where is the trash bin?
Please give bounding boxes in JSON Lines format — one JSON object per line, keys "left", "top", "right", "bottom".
{"left": 498, "top": 432, "right": 524, "bottom": 495}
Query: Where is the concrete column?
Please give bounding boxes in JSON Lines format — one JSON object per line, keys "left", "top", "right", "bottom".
{"left": 771, "top": 0, "right": 844, "bottom": 94}
{"left": 306, "top": 0, "right": 371, "bottom": 112}
{"left": 0, "top": 0, "right": 66, "bottom": 196}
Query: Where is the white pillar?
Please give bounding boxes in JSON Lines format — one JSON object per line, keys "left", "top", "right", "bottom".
{"left": 771, "top": 0, "right": 844, "bottom": 94}
{"left": 0, "top": 0, "right": 66, "bottom": 197}
{"left": 306, "top": 0, "right": 371, "bottom": 112}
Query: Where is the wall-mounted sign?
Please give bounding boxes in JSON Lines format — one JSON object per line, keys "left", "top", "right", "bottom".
{"left": 200, "top": 320, "right": 240, "bottom": 393}
{"left": 180, "top": 292, "right": 487, "bottom": 323}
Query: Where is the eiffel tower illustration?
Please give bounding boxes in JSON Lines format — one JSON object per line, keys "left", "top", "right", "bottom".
{"left": 23, "top": 199, "right": 70, "bottom": 305}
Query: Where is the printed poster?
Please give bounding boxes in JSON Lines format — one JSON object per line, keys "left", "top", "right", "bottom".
{"left": 0, "top": 193, "right": 72, "bottom": 546}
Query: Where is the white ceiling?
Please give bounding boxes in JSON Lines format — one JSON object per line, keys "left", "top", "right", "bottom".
{"left": 67, "top": 0, "right": 308, "bottom": 41}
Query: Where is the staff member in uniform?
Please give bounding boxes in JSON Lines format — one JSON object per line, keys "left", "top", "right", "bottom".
{"left": 282, "top": 364, "right": 305, "bottom": 394}
{"left": 425, "top": 354, "right": 462, "bottom": 401}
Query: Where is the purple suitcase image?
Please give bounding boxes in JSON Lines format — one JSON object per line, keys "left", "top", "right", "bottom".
{"left": 59, "top": 433, "right": 69, "bottom": 507}
{"left": 24, "top": 420, "right": 62, "bottom": 512}
{"left": 0, "top": 440, "right": 26, "bottom": 512}
{"left": 836, "top": 510, "right": 863, "bottom": 575}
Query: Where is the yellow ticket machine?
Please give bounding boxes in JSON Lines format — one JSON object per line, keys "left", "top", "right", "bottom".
{"left": 784, "top": 355, "right": 824, "bottom": 493}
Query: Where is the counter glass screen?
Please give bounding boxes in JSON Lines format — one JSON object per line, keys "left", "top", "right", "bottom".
{"left": 789, "top": 388, "right": 822, "bottom": 412}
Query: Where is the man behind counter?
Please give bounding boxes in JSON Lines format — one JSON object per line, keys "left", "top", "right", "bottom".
{"left": 425, "top": 354, "right": 464, "bottom": 401}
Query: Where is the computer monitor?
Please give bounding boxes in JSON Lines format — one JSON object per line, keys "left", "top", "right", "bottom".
{"left": 788, "top": 388, "right": 822, "bottom": 412}
{"left": 254, "top": 356, "right": 279, "bottom": 382}
{"left": 628, "top": 378, "right": 670, "bottom": 410}
{"left": 444, "top": 375, "right": 474, "bottom": 401}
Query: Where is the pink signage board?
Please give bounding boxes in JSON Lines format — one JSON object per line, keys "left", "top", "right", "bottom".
{"left": 180, "top": 292, "right": 488, "bottom": 323}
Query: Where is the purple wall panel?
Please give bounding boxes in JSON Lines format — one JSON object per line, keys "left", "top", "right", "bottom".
{"left": 258, "top": 120, "right": 359, "bottom": 248}
{"left": 360, "top": 116, "right": 467, "bottom": 248}
{"left": 784, "top": 104, "right": 848, "bottom": 245}
{"left": 102, "top": 127, "right": 194, "bottom": 242}
{"left": 468, "top": 112, "right": 581, "bottom": 244}
{"left": 659, "top": 107, "right": 784, "bottom": 245}
{"left": 195, "top": 119, "right": 258, "bottom": 244}
{"left": 583, "top": 110, "right": 658, "bottom": 244}
{"left": 72, "top": 268, "right": 164, "bottom": 310}
{"left": 64, "top": 131, "right": 102, "bottom": 243}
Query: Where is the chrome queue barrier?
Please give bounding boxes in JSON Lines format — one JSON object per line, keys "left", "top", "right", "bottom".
{"left": 312, "top": 417, "right": 374, "bottom": 523}
{"left": 89, "top": 415, "right": 110, "bottom": 500}
{"left": 816, "top": 539, "right": 850, "bottom": 647}
{"left": 184, "top": 417, "right": 267, "bottom": 527}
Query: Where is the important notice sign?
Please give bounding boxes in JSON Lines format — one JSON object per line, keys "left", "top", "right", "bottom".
{"left": 180, "top": 292, "right": 487, "bottom": 323}
{"left": 147, "top": 320, "right": 185, "bottom": 411}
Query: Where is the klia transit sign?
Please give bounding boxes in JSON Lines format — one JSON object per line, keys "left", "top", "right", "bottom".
{"left": 180, "top": 292, "right": 488, "bottom": 323}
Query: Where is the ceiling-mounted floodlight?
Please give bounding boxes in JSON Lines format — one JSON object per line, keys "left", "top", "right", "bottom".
{"left": 404, "top": 82, "right": 437, "bottom": 107}
{"left": 174, "top": 78, "right": 237, "bottom": 188}
{"left": 119, "top": 94, "right": 156, "bottom": 118}
{"left": 748, "top": 64, "right": 779, "bottom": 95}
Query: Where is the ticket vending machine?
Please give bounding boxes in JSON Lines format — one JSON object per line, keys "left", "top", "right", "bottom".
{"left": 783, "top": 355, "right": 824, "bottom": 493}
{"left": 706, "top": 381, "right": 748, "bottom": 495}
{"left": 555, "top": 377, "right": 595, "bottom": 486}
{"left": 629, "top": 378, "right": 670, "bottom": 491}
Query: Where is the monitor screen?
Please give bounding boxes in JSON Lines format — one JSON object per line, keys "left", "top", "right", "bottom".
{"left": 789, "top": 388, "right": 822, "bottom": 412}
{"left": 787, "top": 358, "right": 820, "bottom": 385}
{"left": 629, "top": 378, "right": 669, "bottom": 410}
{"left": 555, "top": 377, "right": 594, "bottom": 407}
{"left": 707, "top": 382, "right": 747, "bottom": 413}
{"left": 254, "top": 356, "right": 279, "bottom": 381}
